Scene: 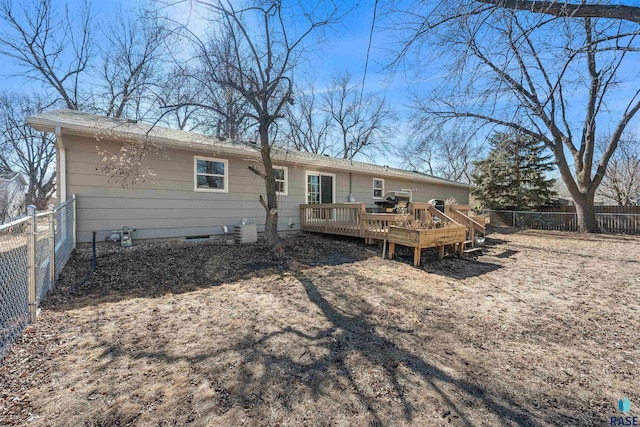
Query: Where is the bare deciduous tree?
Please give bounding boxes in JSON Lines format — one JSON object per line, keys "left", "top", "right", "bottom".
{"left": 155, "top": 66, "right": 206, "bottom": 131}
{"left": 0, "top": 0, "right": 92, "bottom": 110}
{"left": 391, "top": 1, "right": 640, "bottom": 232}
{"left": 155, "top": 27, "right": 255, "bottom": 139}
{"left": 94, "top": 7, "right": 170, "bottom": 120}
{"left": 400, "top": 127, "right": 482, "bottom": 183}
{"left": 596, "top": 137, "right": 640, "bottom": 205}
{"left": 0, "top": 93, "right": 56, "bottom": 209}
{"left": 284, "top": 82, "right": 332, "bottom": 154}
{"left": 323, "top": 72, "right": 395, "bottom": 160}
{"left": 191, "top": 0, "right": 338, "bottom": 253}
{"left": 188, "top": 32, "right": 254, "bottom": 139}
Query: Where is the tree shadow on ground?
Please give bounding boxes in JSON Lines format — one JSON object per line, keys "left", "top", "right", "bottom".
{"left": 494, "top": 249, "right": 518, "bottom": 258}
{"left": 11, "top": 231, "right": 627, "bottom": 425}
{"left": 389, "top": 245, "right": 502, "bottom": 280}
{"left": 87, "top": 267, "right": 551, "bottom": 426}
{"left": 44, "top": 233, "right": 377, "bottom": 311}
{"left": 288, "top": 269, "right": 539, "bottom": 425}
{"left": 421, "top": 258, "right": 502, "bottom": 280}
{"left": 484, "top": 236, "right": 509, "bottom": 247}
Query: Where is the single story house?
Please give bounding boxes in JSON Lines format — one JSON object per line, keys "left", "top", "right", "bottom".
{"left": 0, "top": 171, "right": 27, "bottom": 223}
{"left": 27, "top": 109, "right": 472, "bottom": 243}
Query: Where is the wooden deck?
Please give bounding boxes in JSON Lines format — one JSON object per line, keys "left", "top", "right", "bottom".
{"left": 299, "top": 203, "right": 488, "bottom": 245}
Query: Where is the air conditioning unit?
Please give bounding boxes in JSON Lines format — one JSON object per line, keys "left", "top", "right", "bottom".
{"left": 234, "top": 223, "right": 257, "bottom": 244}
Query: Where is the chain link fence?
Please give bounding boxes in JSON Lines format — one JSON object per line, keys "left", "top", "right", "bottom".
{"left": 0, "top": 217, "right": 30, "bottom": 362}
{"left": 0, "top": 196, "right": 76, "bottom": 363}
{"left": 485, "top": 209, "right": 640, "bottom": 234}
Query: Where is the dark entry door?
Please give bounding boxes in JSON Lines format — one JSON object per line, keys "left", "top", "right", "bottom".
{"left": 320, "top": 175, "right": 333, "bottom": 204}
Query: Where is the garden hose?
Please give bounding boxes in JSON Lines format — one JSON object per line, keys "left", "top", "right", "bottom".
{"left": 69, "top": 231, "right": 96, "bottom": 292}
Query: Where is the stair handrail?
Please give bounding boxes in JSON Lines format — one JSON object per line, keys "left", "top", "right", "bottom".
{"left": 428, "top": 206, "right": 463, "bottom": 227}
{"left": 449, "top": 206, "right": 485, "bottom": 233}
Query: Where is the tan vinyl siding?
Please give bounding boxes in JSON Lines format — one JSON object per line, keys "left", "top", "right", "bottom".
{"left": 65, "top": 135, "right": 303, "bottom": 242}
{"left": 337, "top": 173, "right": 470, "bottom": 208}
{"left": 63, "top": 134, "right": 469, "bottom": 243}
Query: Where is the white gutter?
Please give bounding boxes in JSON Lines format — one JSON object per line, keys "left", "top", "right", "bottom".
{"left": 55, "top": 126, "right": 67, "bottom": 203}
{"left": 29, "top": 114, "right": 471, "bottom": 190}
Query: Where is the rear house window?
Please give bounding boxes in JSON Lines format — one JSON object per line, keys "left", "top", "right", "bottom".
{"left": 194, "top": 156, "right": 228, "bottom": 192}
{"left": 373, "top": 178, "right": 384, "bottom": 199}
{"left": 274, "top": 166, "right": 288, "bottom": 195}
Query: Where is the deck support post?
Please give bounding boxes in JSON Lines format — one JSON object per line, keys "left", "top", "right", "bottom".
{"left": 413, "top": 247, "right": 421, "bottom": 267}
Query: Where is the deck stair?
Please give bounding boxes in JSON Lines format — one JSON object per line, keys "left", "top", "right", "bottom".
{"left": 445, "top": 205, "right": 487, "bottom": 247}
{"left": 461, "top": 239, "right": 483, "bottom": 257}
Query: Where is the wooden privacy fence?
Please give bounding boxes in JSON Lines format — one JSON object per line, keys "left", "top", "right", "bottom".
{"left": 596, "top": 213, "right": 640, "bottom": 234}
{"left": 485, "top": 209, "right": 640, "bottom": 234}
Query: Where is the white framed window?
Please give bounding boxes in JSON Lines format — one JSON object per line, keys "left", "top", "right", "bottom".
{"left": 274, "top": 166, "right": 288, "bottom": 196}
{"left": 194, "top": 156, "right": 228, "bottom": 192}
{"left": 373, "top": 178, "right": 384, "bottom": 199}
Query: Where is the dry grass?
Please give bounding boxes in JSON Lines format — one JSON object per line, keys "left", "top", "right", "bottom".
{"left": 1, "top": 229, "right": 639, "bottom": 426}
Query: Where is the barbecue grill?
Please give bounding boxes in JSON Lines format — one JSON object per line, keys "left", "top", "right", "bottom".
{"left": 375, "top": 190, "right": 412, "bottom": 213}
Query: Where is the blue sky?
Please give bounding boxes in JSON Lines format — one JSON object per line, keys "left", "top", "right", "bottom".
{"left": 0, "top": 0, "right": 415, "bottom": 167}
{"left": 2, "top": 0, "right": 640, "bottom": 174}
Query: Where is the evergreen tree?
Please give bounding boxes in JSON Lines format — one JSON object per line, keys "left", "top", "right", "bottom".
{"left": 472, "top": 132, "right": 556, "bottom": 210}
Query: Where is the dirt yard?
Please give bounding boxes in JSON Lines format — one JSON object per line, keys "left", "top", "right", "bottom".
{"left": 1, "top": 229, "right": 638, "bottom": 426}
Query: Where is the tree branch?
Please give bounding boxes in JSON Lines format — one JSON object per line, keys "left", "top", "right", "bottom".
{"left": 477, "top": 0, "right": 640, "bottom": 24}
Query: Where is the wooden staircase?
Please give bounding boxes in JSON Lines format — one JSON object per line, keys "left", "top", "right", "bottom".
{"left": 445, "top": 205, "right": 487, "bottom": 249}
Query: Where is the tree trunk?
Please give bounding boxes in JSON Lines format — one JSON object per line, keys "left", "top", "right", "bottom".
{"left": 574, "top": 197, "right": 600, "bottom": 233}
{"left": 554, "top": 151, "right": 600, "bottom": 233}
{"left": 264, "top": 203, "right": 282, "bottom": 258}
{"left": 258, "top": 125, "right": 284, "bottom": 257}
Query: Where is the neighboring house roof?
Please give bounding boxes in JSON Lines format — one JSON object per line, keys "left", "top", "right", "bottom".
{"left": 0, "top": 171, "right": 27, "bottom": 187}
{"left": 27, "top": 109, "right": 471, "bottom": 189}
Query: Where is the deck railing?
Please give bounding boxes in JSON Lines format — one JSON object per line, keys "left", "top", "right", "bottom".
{"left": 408, "top": 202, "right": 431, "bottom": 224}
{"left": 300, "top": 202, "right": 484, "bottom": 242}
{"left": 361, "top": 213, "right": 406, "bottom": 240}
{"left": 299, "top": 203, "right": 366, "bottom": 237}
{"left": 300, "top": 204, "right": 414, "bottom": 240}
{"left": 451, "top": 204, "right": 490, "bottom": 226}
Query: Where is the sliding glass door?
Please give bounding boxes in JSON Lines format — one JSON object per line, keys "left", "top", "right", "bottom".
{"left": 307, "top": 172, "right": 335, "bottom": 219}
{"left": 307, "top": 173, "right": 334, "bottom": 204}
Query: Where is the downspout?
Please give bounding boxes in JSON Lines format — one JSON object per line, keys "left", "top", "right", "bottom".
{"left": 55, "top": 126, "right": 67, "bottom": 203}
{"left": 348, "top": 172, "right": 355, "bottom": 202}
